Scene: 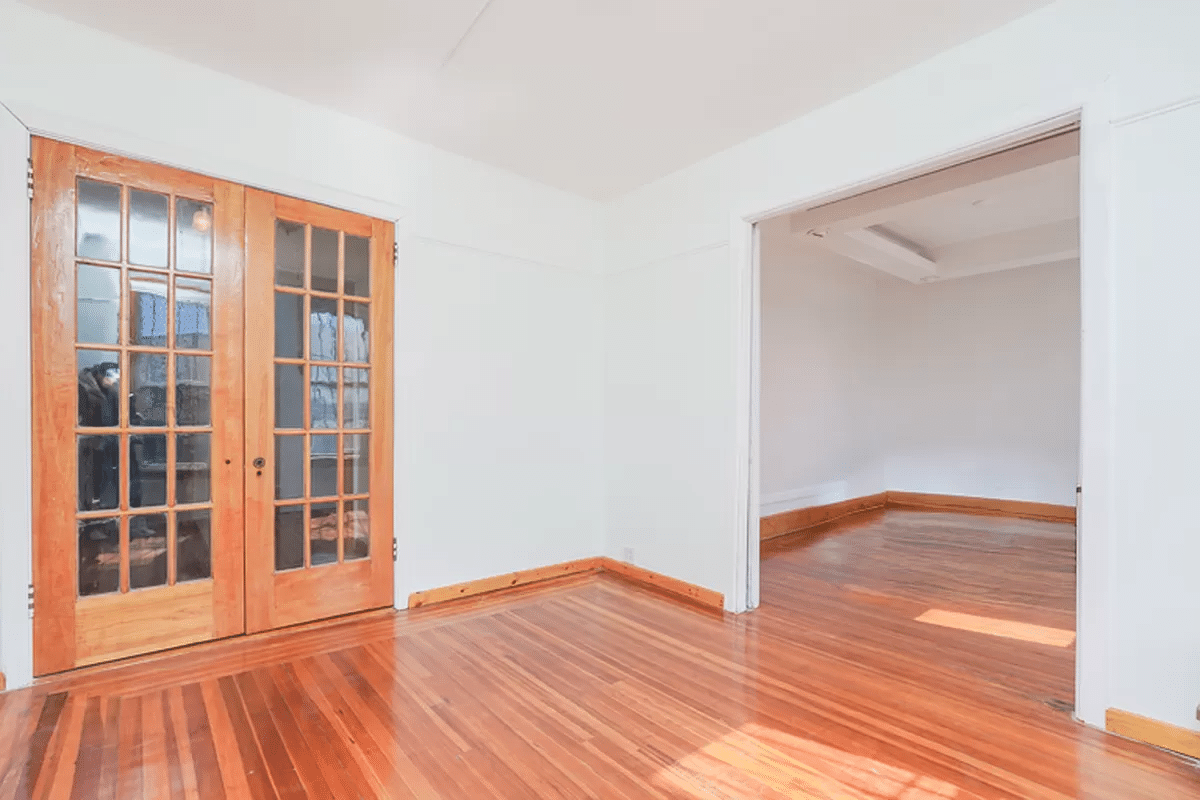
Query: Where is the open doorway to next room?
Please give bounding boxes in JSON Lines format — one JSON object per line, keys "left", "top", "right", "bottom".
{"left": 757, "top": 129, "right": 1081, "bottom": 714}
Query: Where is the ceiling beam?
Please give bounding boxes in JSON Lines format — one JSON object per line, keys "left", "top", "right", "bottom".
{"left": 843, "top": 226, "right": 936, "bottom": 273}
{"left": 799, "top": 230, "right": 936, "bottom": 283}
{"left": 789, "top": 130, "right": 1079, "bottom": 235}
{"left": 930, "top": 219, "right": 1078, "bottom": 279}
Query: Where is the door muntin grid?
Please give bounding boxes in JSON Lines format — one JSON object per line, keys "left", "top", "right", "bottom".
{"left": 75, "top": 177, "right": 215, "bottom": 597}
{"left": 273, "top": 222, "right": 372, "bottom": 571}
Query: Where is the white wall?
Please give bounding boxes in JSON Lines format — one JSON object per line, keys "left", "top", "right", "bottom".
{"left": 604, "top": 243, "right": 736, "bottom": 595}
{"left": 758, "top": 220, "right": 885, "bottom": 515}
{"left": 0, "top": 100, "right": 31, "bottom": 691}
{"left": 881, "top": 261, "right": 1080, "bottom": 506}
{"left": 760, "top": 218, "right": 1080, "bottom": 513}
{"left": 0, "top": 0, "right": 605, "bottom": 688}
{"left": 604, "top": 0, "right": 1200, "bottom": 730}
{"left": 1108, "top": 103, "right": 1200, "bottom": 727}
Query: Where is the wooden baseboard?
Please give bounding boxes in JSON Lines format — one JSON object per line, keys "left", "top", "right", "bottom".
{"left": 760, "top": 493, "right": 887, "bottom": 541}
{"left": 885, "top": 491, "right": 1076, "bottom": 523}
{"left": 407, "top": 558, "right": 603, "bottom": 609}
{"left": 1106, "top": 708, "right": 1200, "bottom": 760}
{"left": 407, "top": 557, "right": 725, "bottom": 612}
{"left": 760, "top": 490, "right": 1076, "bottom": 540}
{"left": 598, "top": 557, "right": 724, "bottom": 610}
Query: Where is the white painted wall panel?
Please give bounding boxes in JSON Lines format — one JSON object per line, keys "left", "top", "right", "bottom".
{"left": 0, "top": 102, "right": 32, "bottom": 688}
{"left": 880, "top": 263, "right": 1081, "bottom": 507}
{"left": 1108, "top": 104, "right": 1200, "bottom": 729}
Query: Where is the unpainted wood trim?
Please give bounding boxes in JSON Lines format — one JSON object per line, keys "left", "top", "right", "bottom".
{"left": 407, "top": 558, "right": 604, "bottom": 608}
{"left": 1106, "top": 708, "right": 1200, "bottom": 760}
{"left": 0, "top": 672, "right": 5, "bottom": 692}
{"left": 407, "top": 557, "right": 726, "bottom": 612}
{"left": 598, "top": 557, "right": 725, "bottom": 610}
{"left": 884, "top": 491, "right": 1076, "bottom": 523}
{"left": 760, "top": 490, "right": 1076, "bottom": 541}
{"left": 760, "top": 493, "right": 887, "bottom": 541}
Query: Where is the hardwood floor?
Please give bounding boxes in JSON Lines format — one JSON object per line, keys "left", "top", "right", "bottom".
{"left": 1, "top": 510, "right": 1197, "bottom": 798}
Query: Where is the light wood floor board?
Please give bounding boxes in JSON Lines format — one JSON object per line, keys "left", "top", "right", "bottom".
{"left": 0, "top": 509, "right": 1196, "bottom": 797}
{"left": 916, "top": 609, "right": 1077, "bottom": 648}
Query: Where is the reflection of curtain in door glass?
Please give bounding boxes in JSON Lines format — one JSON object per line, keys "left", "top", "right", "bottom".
{"left": 312, "top": 310, "right": 337, "bottom": 360}
{"left": 311, "top": 368, "right": 337, "bottom": 428}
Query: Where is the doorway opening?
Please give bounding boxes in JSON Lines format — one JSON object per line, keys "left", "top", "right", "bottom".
{"left": 753, "top": 126, "right": 1082, "bottom": 713}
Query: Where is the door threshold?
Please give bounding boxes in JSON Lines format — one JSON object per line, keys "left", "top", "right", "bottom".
{"left": 32, "top": 606, "right": 396, "bottom": 691}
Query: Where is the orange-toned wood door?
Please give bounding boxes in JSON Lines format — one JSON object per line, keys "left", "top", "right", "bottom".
{"left": 31, "top": 138, "right": 246, "bottom": 675}
{"left": 243, "top": 189, "right": 394, "bottom": 632}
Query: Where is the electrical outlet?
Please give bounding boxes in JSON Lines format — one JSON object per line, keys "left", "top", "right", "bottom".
{"left": 622, "top": 547, "right": 634, "bottom": 564}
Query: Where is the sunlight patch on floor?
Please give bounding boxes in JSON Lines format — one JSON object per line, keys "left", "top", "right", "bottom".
{"left": 660, "top": 722, "right": 960, "bottom": 799}
{"left": 916, "top": 609, "right": 1075, "bottom": 647}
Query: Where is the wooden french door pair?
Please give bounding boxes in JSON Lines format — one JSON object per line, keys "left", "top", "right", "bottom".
{"left": 31, "top": 139, "right": 394, "bottom": 676}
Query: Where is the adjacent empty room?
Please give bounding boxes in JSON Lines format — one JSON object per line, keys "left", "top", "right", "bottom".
{"left": 758, "top": 129, "right": 1082, "bottom": 709}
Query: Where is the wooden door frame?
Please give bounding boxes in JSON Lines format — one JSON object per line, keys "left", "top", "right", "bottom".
{"left": 2, "top": 116, "right": 405, "bottom": 690}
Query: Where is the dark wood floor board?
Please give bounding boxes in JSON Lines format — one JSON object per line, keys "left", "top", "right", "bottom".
{"left": 2, "top": 510, "right": 1198, "bottom": 797}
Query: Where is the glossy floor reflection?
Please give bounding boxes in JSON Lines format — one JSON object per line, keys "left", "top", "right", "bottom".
{"left": 0, "top": 510, "right": 1197, "bottom": 798}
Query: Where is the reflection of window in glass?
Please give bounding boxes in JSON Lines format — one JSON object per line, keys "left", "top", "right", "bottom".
{"left": 76, "top": 180, "right": 121, "bottom": 262}
{"left": 311, "top": 366, "right": 337, "bottom": 428}
{"left": 176, "top": 356, "right": 211, "bottom": 426}
{"left": 176, "top": 198, "right": 213, "bottom": 274}
{"left": 344, "top": 302, "right": 369, "bottom": 363}
{"left": 77, "top": 264, "right": 121, "bottom": 345}
{"left": 176, "top": 278, "right": 211, "bottom": 350}
{"left": 130, "top": 272, "right": 169, "bottom": 347}
{"left": 343, "top": 368, "right": 369, "bottom": 429}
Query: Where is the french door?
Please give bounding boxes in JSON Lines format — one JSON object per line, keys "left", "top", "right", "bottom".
{"left": 31, "top": 139, "right": 393, "bottom": 675}
{"left": 243, "top": 189, "right": 394, "bottom": 632}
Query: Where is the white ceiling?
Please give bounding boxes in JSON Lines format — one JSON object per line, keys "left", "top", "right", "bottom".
{"left": 15, "top": 0, "right": 1053, "bottom": 199}
{"left": 784, "top": 133, "right": 1079, "bottom": 283}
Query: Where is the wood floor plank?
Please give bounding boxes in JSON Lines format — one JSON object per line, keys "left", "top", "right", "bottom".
{"left": 288, "top": 655, "right": 417, "bottom": 799}
{"left": 179, "top": 685, "right": 223, "bottom": 800}
{"left": 261, "top": 664, "right": 374, "bottom": 800}
{"left": 2, "top": 510, "right": 1198, "bottom": 797}
{"left": 231, "top": 673, "right": 306, "bottom": 800}
{"left": 196, "top": 682, "right": 249, "bottom": 800}
{"left": 11, "top": 691, "right": 66, "bottom": 799}
{"left": 215, "top": 677, "right": 276, "bottom": 800}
